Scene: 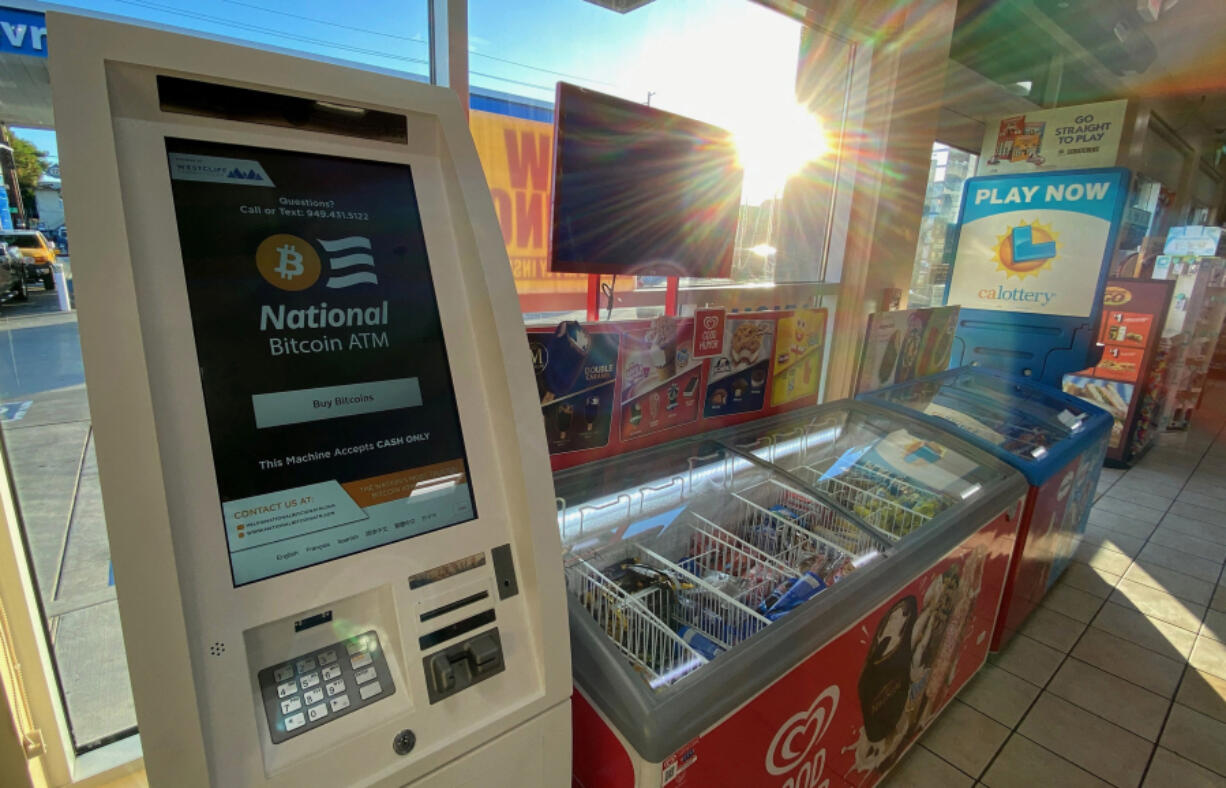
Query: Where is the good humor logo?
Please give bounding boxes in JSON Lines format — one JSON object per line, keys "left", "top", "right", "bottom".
{"left": 765, "top": 686, "right": 839, "bottom": 788}
{"left": 167, "top": 153, "right": 275, "bottom": 188}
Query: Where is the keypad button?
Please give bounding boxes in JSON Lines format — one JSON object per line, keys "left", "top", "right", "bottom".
{"left": 295, "top": 657, "right": 316, "bottom": 674}
{"left": 321, "top": 664, "right": 341, "bottom": 682}
{"left": 346, "top": 637, "right": 370, "bottom": 655}
{"left": 359, "top": 681, "right": 383, "bottom": 700}
{"left": 284, "top": 712, "right": 306, "bottom": 732}
{"left": 350, "top": 651, "right": 372, "bottom": 669}
{"left": 326, "top": 679, "right": 345, "bottom": 697}
{"left": 303, "top": 688, "right": 324, "bottom": 706}
{"left": 354, "top": 666, "right": 377, "bottom": 685}
{"left": 307, "top": 704, "right": 328, "bottom": 722}
{"left": 299, "top": 672, "right": 320, "bottom": 690}
{"left": 276, "top": 680, "right": 297, "bottom": 698}
{"left": 317, "top": 650, "right": 337, "bottom": 666}
{"left": 273, "top": 665, "right": 294, "bottom": 683}
{"left": 280, "top": 697, "right": 302, "bottom": 715}
{"left": 329, "top": 695, "right": 351, "bottom": 712}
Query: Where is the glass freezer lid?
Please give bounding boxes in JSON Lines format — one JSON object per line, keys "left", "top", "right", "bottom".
{"left": 554, "top": 401, "right": 1017, "bottom": 692}
{"left": 869, "top": 369, "right": 1090, "bottom": 462}
{"left": 730, "top": 404, "right": 1009, "bottom": 541}
{"left": 559, "top": 448, "right": 889, "bottom": 692}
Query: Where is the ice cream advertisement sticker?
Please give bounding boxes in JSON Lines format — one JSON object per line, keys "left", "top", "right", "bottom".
{"left": 693, "top": 308, "right": 726, "bottom": 358}
{"left": 703, "top": 317, "right": 773, "bottom": 418}
{"left": 619, "top": 317, "right": 703, "bottom": 441}
{"left": 529, "top": 321, "right": 620, "bottom": 455}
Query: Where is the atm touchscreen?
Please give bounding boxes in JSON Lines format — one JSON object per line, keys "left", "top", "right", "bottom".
{"left": 164, "top": 138, "right": 477, "bottom": 586}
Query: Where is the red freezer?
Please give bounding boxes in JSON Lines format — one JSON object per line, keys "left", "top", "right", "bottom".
{"left": 555, "top": 401, "right": 1026, "bottom": 787}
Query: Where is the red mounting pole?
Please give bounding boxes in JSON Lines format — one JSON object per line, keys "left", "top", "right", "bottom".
{"left": 665, "top": 276, "right": 679, "bottom": 316}
{"left": 586, "top": 273, "right": 601, "bottom": 322}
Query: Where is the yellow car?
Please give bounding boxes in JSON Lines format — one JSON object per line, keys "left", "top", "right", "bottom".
{"left": 0, "top": 231, "right": 56, "bottom": 289}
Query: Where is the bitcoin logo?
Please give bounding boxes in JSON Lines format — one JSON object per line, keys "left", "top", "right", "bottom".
{"left": 256, "top": 234, "right": 320, "bottom": 291}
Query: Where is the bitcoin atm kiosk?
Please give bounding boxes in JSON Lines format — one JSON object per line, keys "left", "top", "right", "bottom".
{"left": 48, "top": 13, "right": 569, "bottom": 787}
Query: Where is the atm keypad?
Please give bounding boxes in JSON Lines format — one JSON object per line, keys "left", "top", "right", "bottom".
{"left": 256, "top": 630, "right": 395, "bottom": 744}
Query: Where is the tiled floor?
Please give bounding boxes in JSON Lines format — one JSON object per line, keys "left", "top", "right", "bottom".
{"left": 884, "top": 386, "right": 1226, "bottom": 788}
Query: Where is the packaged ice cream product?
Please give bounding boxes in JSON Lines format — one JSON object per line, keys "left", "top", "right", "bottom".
{"left": 759, "top": 571, "right": 828, "bottom": 620}
{"left": 676, "top": 625, "right": 724, "bottom": 660}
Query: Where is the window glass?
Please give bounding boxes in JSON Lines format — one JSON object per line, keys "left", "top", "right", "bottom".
{"left": 908, "top": 143, "right": 977, "bottom": 308}
{"left": 0, "top": 0, "right": 428, "bottom": 757}
{"left": 468, "top": 0, "right": 845, "bottom": 321}
{"left": 57, "top": 1, "right": 431, "bottom": 79}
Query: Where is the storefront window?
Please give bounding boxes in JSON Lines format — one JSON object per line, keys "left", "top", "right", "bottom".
{"left": 57, "top": 0, "right": 431, "bottom": 79}
{"left": 908, "top": 143, "right": 977, "bottom": 308}
{"left": 467, "top": 0, "right": 846, "bottom": 321}
{"left": 0, "top": 1, "right": 429, "bottom": 760}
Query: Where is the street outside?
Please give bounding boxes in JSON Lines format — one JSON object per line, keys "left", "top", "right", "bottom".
{"left": 0, "top": 263, "right": 137, "bottom": 749}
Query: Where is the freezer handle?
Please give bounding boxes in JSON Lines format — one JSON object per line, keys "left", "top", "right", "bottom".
{"left": 700, "top": 439, "right": 894, "bottom": 551}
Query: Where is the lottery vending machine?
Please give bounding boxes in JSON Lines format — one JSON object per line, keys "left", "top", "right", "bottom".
{"left": 50, "top": 13, "right": 569, "bottom": 787}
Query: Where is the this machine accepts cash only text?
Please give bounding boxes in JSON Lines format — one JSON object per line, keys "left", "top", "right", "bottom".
{"left": 49, "top": 13, "right": 569, "bottom": 787}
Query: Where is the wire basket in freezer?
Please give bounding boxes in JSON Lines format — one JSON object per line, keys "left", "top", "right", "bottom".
{"left": 789, "top": 460, "right": 955, "bottom": 540}
{"left": 563, "top": 478, "right": 887, "bottom": 689}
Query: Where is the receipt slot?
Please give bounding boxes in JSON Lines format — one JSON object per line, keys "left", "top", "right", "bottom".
{"left": 49, "top": 13, "right": 569, "bottom": 787}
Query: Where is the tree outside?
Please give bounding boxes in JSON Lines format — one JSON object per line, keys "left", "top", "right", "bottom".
{"left": 6, "top": 131, "right": 50, "bottom": 223}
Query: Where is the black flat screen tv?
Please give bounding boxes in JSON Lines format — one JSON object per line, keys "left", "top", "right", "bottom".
{"left": 549, "top": 82, "right": 743, "bottom": 278}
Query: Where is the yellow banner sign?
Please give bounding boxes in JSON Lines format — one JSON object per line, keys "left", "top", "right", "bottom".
{"left": 468, "top": 109, "right": 586, "bottom": 295}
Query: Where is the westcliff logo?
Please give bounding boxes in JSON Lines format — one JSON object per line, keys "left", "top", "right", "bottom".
{"left": 765, "top": 686, "right": 839, "bottom": 787}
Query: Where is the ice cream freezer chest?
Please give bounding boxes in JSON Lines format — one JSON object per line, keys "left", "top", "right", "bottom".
{"left": 556, "top": 401, "right": 1026, "bottom": 787}
{"left": 860, "top": 367, "right": 1111, "bottom": 650}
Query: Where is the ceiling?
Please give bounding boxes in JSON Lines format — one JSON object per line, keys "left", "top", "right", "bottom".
{"left": 1139, "top": 0, "right": 1226, "bottom": 129}
{"left": 951, "top": 0, "right": 1226, "bottom": 140}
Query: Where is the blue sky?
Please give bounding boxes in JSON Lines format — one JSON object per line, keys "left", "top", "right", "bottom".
{"left": 13, "top": 0, "right": 806, "bottom": 203}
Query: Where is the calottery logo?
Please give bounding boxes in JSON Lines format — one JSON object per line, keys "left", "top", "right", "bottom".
{"left": 994, "top": 220, "right": 1060, "bottom": 279}
{"left": 256, "top": 234, "right": 322, "bottom": 291}
{"left": 1103, "top": 286, "right": 1132, "bottom": 306}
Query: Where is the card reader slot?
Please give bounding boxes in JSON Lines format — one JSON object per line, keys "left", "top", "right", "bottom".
{"left": 420, "top": 591, "right": 490, "bottom": 623}
{"left": 419, "top": 609, "right": 496, "bottom": 651}
{"left": 156, "top": 75, "right": 408, "bottom": 143}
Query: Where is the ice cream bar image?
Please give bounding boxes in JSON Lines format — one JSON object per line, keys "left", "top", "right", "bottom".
{"left": 544, "top": 321, "right": 591, "bottom": 396}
